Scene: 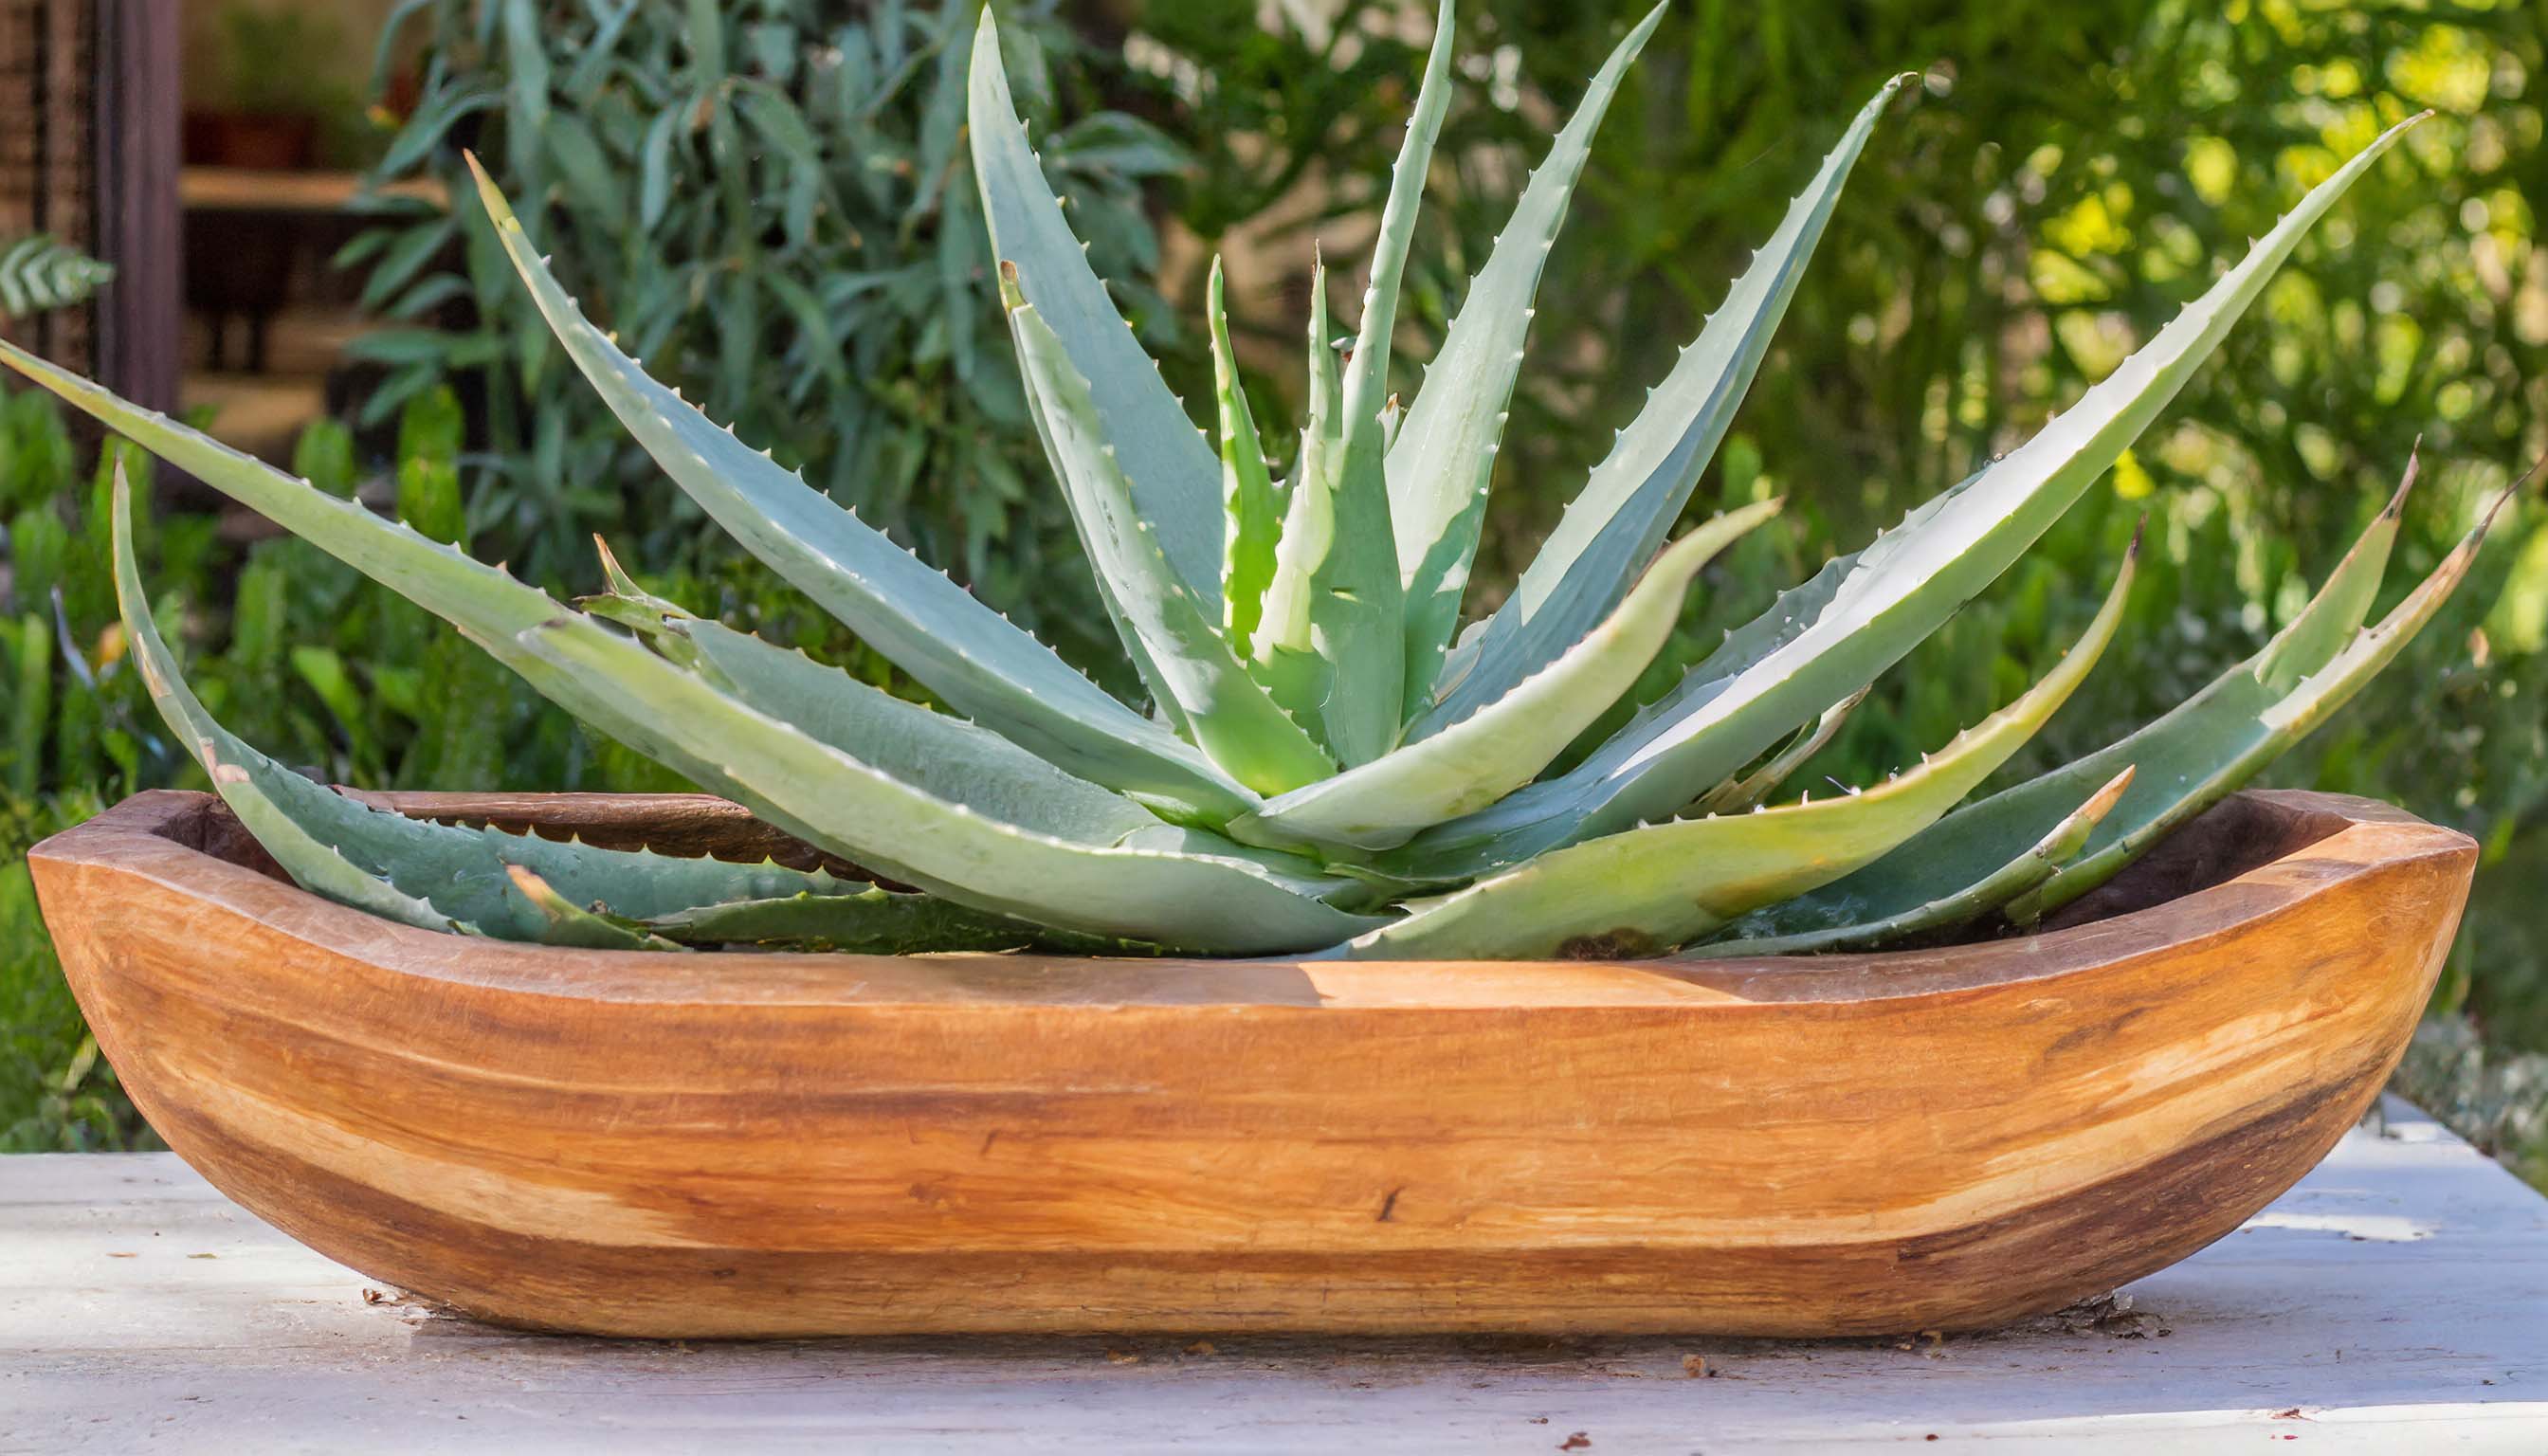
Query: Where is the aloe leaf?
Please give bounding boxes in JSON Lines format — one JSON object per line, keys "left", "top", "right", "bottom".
{"left": 27, "top": 348, "right": 1386, "bottom": 953}
{"left": 968, "top": 9, "right": 1223, "bottom": 597}
{"left": 1388, "top": 112, "right": 2427, "bottom": 881}
{"left": 1209, "top": 257, "right": 1284, "bottom": 647}
{"left": 460, "top": 162, "right": 1256, "bottom": 827}
{"left": 1412, "top": 74, "right": 1907, "bottom": 736}
{"left": 1339, "top": 0, "right": 1453, "bottom": 453}
{"left": 511, "top": 618, "right": 1389, "bottom": 953}
{"left": 504, "top": 865, "right": 684, "bottom": 951}
{"left": 2255, "top": 449, "right": 2415, "bottom": 694}
{"left": 1326, "top": 543, "right": 2135, "bottom": 959}
{"left": 115, "top": 470, "right": 878, "bottom": 943}
{"left": 115, "top": 495, "right": 479, "bottom": 936}
{"left": 1259, "top": 0, "right": 1460, "bottom": 762}
{"left": 125, "top": 469, "right": 1197, "bottom": 962}
{"left": 1690, "top": 686, "right": 1869, "bottom": 817}
{"left": 1693, "top": 766, "right": 2135, "bottom": 958}
{"left": 1005, "top": 277, "right": 1338, "bottom": 794}
{"left": 643, "top": 886, "right": 1157, "bottom": 956}
{"left": 2001, "top": 484, "right": 2503, "bottom": 921}
{"left": 1391, "top": 4, "right": 1665, "bottom": 704}
{"left": 1249, "top": 261, "right": 1338, "bottom": 725}
{"left": 673, "top": 612, "right": 1179, "bottom": 846}
{"left": 1754, "top": 458, "right": 2484, "bottom": 938}
{"left": 1249, "top": 247, "right": 1409, "bottom": 764}
{"left": 576, "top": 537, "right": 704, "bottom": 662}
{"left": 110, "top": 465, "right": 473, "bottom": 937}
{"left": 591, "top": 534, "right": 684, "bottom": 617}
{"left": 1234, "top": 499, "right": 1782, "bottom": 852}
{"left": 1276, "top": 0, "right": 1457, "bottom": 757}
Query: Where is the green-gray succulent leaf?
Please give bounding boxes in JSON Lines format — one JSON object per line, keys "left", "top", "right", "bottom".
{"left": 1248, "top": 0, "right": 1457, "bottom": 761}
{"left": 1324, "top": 541, "right": 2133, "bottom": 959}
{"left": 503, "top": 864, "right": 686, "bottom": 951}
{"left": 2255, "top": 450, "right": 2416, "bottom": 694}
{"left": 1251, "top": 247, "right": 1410, "bottom": 766}
{"left": 640, "top": 885, "right": 1075, "bottom": 955}
{"left": 111, "top": 467, "right": 855, "bottom": 943}
{"left": 1391, "top": 4, "right": 1665, "bottom": 705}
{"left": 1746, "top": 458, "right": 2486, "bottom": 939}
{"left": 1691, "top": 686, "right": 1869, "bottom": 817}
{"left": 118, "top": 487, "right": 482, "bottom": 937}
{"left": 27, "top": 348, "right": 1387, "bottom": 954}
{"left": 1692, "top": 765, "right": 2134, "bottom": 958}
{"left": 2001, "top": 482, "right": 2500, "bottom": 921}
{"left": 1341, "top": 0, "right": 1453, "bottom": 459}
{"left": 674, "top": 614, "right": 1172, "bottom": 845}
{"left": 1209, "top": 256, "right": 1284, "bottom": 648}
{"left": 969, "top": 9, "right": 1224, "bottom": 599}
{"left": 1233, "top": 499, "right": 1782, "bottom": 852}
{"left": 1385, "top": 111, "right": 2425, "bottom": 883}
{"left": 1005, "top": 278, "right": 1338, "bottom": 794}
{"left": 512, "top": 618, "right": 1390, "bottom": 953}
{"left": 463, "top": 160, "right": 1256, "bottom": 827}
{"left": 1412, "top": 74, "right": 1906, "bottom": 736}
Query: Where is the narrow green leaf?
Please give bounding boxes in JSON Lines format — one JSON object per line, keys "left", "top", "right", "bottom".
{"left": 969, "top": 9, "right": 1224, "bottom": 597}
{"left": 1413, "top": 74, "right": 1906, "bottom": 737}
{"left": 116, "top": 477, "right": 866, "bottom": 943}
{"left": 1236, "top": 499, "right": 1782, "bottom": 852}
{"left": 1269, "top": 6, "right": 1460, "bottom": 757}
{"left": 676, "top": 612, "right": 1170, "bottom": 846}
{"left": 2008, "top": 502, "right": 2498, "bottom": 922}
{"left": 354, "top": 217, "right": 458, "bottom": 313}
{"left": 1392, "top": 4, "right": 1665, "bottom": 705}
{"left": 500, "top": 0, "right": 552, "bottom": 182}
{"left": 503, "top": 865, "right": 683, "bottom": 951}
{"left": 1253, "top": 0, "right": 1457, "bottom": 755}
{"left": 642, "top": 885, "right": 1090, "bottom": 956}
{"left": 1690, "top": 686, "right": 1868, "bottom": 817}
{"left": 461, "top": 159, "right": 1257, "bottom": 825}
{"left": 109, "top": 468, "right": 478, "bottom": 937}
{"left": 1004, "top": 273, "right": 1336, "bottom": 794}
{"left": 1752, "top": 458, "right": 2489, "bottom": 938}
{"left": 544, "top": 112, "right": 628, "bottom": 231}
{"left": 1328, "top": 544, "right": 2135, "bottom": 959}
{"left": 1210, "top": 256, "right": 1283, "bottom": 647}
{"left": 684, "top": 0, "right": 725, "bottom": 79}
{"left": 1338, "top": 0, "right": 1453, "bottom": 451}
{"left": 638, "top": 104, "right": 682, "bottom": 231}
{"left": 2256, "top": 450, "right": 2414, "bottom": 694}
{"left": 1693, "top": 766, "right": 2135, "bottom": 957}
{"left": 1249, "top": 253, "right": 1406, "bottom": 764}
{"left": 514, "top": 618, "right": 1392, "bottom": 953}
{"left": 12, "top": 343, "right": 1381, "bottom": 954}
{"left": 1388, "top": 112, "right": 2427, "bottom": 882}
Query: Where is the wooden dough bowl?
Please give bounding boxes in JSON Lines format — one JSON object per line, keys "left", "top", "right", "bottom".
{"left": 31, "top": 787, "right": 2473, "bottom": 1338}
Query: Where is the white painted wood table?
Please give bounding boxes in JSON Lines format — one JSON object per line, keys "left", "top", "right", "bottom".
{"left": 3, "top": 1096, "right": 2543, "bottom": 1454}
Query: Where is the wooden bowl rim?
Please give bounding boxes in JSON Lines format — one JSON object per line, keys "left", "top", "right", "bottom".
{"left": 30, "top": 787, "right": 2473, "bottom": 1012}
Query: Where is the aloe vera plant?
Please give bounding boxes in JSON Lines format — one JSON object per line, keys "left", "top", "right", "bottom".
{"left": 9, "top": 5, "right": 2502, "bottom": 960}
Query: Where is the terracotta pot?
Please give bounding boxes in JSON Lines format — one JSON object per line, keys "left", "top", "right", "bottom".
{"left": 29, "top": 787, "right": 2472, "bottom": 1338}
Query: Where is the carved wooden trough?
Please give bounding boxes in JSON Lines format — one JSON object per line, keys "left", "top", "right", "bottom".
{"left": 30, "top": 785, "right": 2472, "bottom": 1338}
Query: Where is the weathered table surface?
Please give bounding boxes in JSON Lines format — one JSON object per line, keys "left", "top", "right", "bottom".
{"left": 3, "top": 1096, "right": 2543, "bottom": 1454}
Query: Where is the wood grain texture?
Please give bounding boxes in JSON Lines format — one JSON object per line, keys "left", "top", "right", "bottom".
{"left": 28, "top": 788, "right": 2475, "bottom": 1338}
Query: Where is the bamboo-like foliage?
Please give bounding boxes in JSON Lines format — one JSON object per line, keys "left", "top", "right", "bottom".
{"left": 6, "top": 4, "right": 2503, "bottom": 959}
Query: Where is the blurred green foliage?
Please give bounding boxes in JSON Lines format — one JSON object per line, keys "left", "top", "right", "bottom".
{"left": 6, "top": 0, "right": 2548, "bottom": 1163}
{"left": 343, "top": 0, "right": 1188, "bottom": 678}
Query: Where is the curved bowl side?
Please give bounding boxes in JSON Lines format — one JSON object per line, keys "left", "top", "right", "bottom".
{"left": 31, "top": 789, "right": 2474, "bottom": 1337}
